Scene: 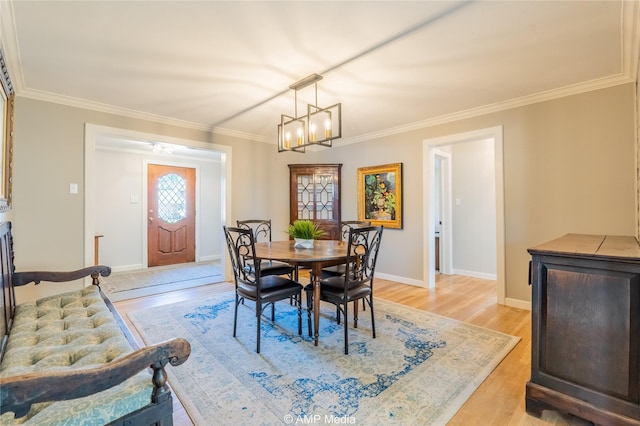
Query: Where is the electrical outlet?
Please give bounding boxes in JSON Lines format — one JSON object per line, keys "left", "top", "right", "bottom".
{"left": 69, "top": 183, "right": 78, "bottom": 194}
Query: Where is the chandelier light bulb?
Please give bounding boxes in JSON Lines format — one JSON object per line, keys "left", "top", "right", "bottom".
{"left": 297, "top": 127, "right": 303, "bottom": 146}
{"left": 285, "top": 131, "right": 291, "bottom": 149}
{"left": 324, "top": 118, "right": 332, "bottom": 139}
{"left": 310, "top": 123, "right": 317, "bottom": 142}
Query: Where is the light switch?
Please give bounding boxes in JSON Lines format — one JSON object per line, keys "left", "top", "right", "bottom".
{"left": 455, "top": 198, "right": 461, "bottom": 205}
{"left": 69, "top": 183, "right": 78, "bottom": 194}
{"left": 130, "top": 195, "right": 139, "bottom": 204}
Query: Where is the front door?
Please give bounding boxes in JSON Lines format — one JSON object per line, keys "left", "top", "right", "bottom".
{"left": 147, "top": 164, "right": 196, "bottom": 267}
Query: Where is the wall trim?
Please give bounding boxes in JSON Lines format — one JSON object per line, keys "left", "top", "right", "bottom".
{"left": 423, "top": 126, "right": 506, "bottom": 304}
{"left": 375, "top": 272, "right": 426, "bottom": 288}
{"left": 451, "top": 269, "right": 497, "bottom": 281}
{"left": 505, "top": 298, "right": 531, "bottom": 311}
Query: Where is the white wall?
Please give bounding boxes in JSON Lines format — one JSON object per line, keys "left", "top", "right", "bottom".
{"left": 95, "top": 147, "right": 221, "bottom": 271}
{"left": 451, "top": 138, "right": 496, "bottom": 278}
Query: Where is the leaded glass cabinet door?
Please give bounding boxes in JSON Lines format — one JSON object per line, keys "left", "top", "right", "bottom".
{"left": 147, "top": 164, "right": 196, "bottom": 266}
{"left": 289, "top": 164, "right": 341, "bottom": 239}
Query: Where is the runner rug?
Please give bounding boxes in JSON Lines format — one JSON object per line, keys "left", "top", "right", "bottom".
{"left": 128, "top": 290, "right": 519, "bottom": 425}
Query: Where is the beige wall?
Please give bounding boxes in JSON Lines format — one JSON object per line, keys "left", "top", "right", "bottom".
{"left": 11, "top": 97, "right": 309, "bottom": 301}
{"left": 11, "top": 83, "right": 637, "bottom": 305}
{"left": 316, "top": 83, "right": 636, "bottom": 303}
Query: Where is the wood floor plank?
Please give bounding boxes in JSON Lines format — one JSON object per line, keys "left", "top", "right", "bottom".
{"left": 114, "top": 274, "right": 587, "bottom": 425}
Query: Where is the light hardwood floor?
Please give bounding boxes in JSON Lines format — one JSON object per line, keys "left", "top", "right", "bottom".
{"left": 114, "top": 274, "right": 590, "bottom": 426}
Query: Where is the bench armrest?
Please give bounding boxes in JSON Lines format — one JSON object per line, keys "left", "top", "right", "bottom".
{"left": 0, "top": 337, "right": 190, "bottom": 418}
{"left": 12, "top": 265, "right": 112, "bottom": 287}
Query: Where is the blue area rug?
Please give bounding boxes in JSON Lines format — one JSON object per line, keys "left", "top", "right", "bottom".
{"left": 128, "top": 289, "right": 519, "bottom": 425}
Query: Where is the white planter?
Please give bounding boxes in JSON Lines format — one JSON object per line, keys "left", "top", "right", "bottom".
{"left": 294, "top": 238, "right": 315, "bottom": 249}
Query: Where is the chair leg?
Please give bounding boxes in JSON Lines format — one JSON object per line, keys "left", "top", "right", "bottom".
{"left": 256, "top": 302, "right": 262, "bottom": 353}
{"left": 271, "top": 302, "right": 275, "bottom": 322}
{"left": 297, "top": 295, "right": 302, "bottom": 335}
{"left": 306, "top": 290, "right": 313, "bottom": 337}
{"left": 369, "top": 297, "right": 376, "bottom": 339}
{"left": 343, "top": 304, "right": 349, "bottom": 355}
{"left": 233, "top": 296, "right": 240, "bottom": 337}
{"left": 353, "top": 300, "right": 359, "bottom": 329}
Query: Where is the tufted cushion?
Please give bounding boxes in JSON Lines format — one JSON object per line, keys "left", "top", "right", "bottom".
{"left": 0, "top": 286, "right": 154, "bottom": 425}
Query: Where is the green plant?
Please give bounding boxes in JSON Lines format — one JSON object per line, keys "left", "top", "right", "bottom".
{"left": 287, "top": 220, "right": 326, "bottom": 239}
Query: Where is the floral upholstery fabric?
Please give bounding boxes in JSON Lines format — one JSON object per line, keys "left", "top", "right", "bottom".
{"left": 0, "top": 286, "right": 153, "bottom": 425}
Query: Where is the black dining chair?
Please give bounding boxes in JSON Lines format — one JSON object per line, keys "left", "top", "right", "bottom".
{"left": 321, "top": 221, "right": 371, "bottom": 278}
{"left": 223, "top": 226, "right": 302, "bottom": 353}
{"left": 237, "top": 219, "right": 296, "bottom": 279}
{"left": 305, "top": 225, "right": 383, "bottom": 354}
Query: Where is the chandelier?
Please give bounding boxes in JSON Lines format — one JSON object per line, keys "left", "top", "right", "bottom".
{"left": 278, "top": 73, "right": 342, "bottom": 153}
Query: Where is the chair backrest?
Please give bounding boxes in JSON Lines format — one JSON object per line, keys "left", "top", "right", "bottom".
{"left": 344, "top": 225, "right": 384, "bottom": 287}
{"left": 339, "top": 221, "right": 371, "bottom": 241}
{"left": 223, "top": 226, "right": 259, "bottom": 287}
{"left": 237, "top": 219, "right": 272, "bottom": 243}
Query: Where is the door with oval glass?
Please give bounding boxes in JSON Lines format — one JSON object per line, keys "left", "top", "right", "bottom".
{"left": 147, "top": 164, "right": 196, "bottom": 267}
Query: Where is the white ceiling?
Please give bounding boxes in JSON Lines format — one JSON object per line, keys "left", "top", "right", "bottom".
{"left": 1, "top": 1, "right": 638, "bottom": 146}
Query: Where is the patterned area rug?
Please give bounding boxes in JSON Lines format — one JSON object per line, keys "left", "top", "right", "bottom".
{"left": 128, "top": 290, "right": 519, "bottom": 425}
{"left": 101, "top": 261, "right": 221, "bottom": 294}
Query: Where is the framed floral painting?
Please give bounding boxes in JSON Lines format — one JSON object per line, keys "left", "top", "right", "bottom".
{"left": 357, "top": 163, "right": 402, "bottom": 229}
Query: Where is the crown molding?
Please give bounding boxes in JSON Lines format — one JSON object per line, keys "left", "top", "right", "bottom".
{"left": 16, "top": 72, "right": 636, "bottom": 149}
{"left": 211, "top": 126, "right": 273, "bottom": 144}
{"left": 3, "top": 0, "right": 638, "bottom": 148}
{"left": 338, "top": 73, "right": 636, "bottom": 147}
{"left": 11, "top": 66, "right": 638, "bottom": 151}
{"left": 17, "top": 87, "right": 275, "bottom": 143}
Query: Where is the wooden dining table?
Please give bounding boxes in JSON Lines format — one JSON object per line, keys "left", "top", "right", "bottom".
{"left": 253, "top": 239, "right": 348, "bottom": 346}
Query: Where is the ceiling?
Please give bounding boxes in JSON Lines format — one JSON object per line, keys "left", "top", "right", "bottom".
{"left": 1, "top": 1, "right": 638, "bottom": 147}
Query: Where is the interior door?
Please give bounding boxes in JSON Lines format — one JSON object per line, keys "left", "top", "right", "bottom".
{"left": 147, "top": 164, "right": 196, "bottom": 267}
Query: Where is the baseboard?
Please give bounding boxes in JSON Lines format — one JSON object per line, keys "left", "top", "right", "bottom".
{"left": 375, "top": 272, "right": 427, "bottom": 288}
{"left": 451, "top": 269, "right": 497, "bottom": 280}
{"left": 111, "top": 264, "right": 144, "bottom": 273}
{"left": 505, "top": 297, "right": 531, "bottom": 310}
{"left": 198, "top": 254, "right": 220, "bottom": 262}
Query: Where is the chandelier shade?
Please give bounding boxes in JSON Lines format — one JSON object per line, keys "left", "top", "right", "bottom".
{"left": 278, "top": 74, "right": 342, "bottom": 153}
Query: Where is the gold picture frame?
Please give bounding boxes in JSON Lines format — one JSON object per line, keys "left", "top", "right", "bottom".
{"left": 0, "top": 48, "right": 14, "bottom": 212}
{"left": 357, "top": 163, "right": 403, "bottom": 229}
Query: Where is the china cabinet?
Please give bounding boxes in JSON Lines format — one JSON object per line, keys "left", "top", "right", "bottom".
{"left": 288, "top": 164, "right": 341, "bottom": 240}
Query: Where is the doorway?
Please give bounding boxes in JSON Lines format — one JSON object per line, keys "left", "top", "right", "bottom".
{"left": 147, "top": 164, "right": 196, "bottom": 267}
{"left": 433, "top": 149, "right": 452, "bottom": 275}
{"left": 84, "top": 124, "right": 233, "bottom": 288}
{"left": 423, "top": 126, "right": 506, "bottom": 304}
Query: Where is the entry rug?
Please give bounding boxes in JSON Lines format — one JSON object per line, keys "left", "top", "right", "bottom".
{"left": 101, "top": 261, "right": 221, "bottom": 293}
{"left": 128, "top": 291, "right": 519, "bottom": 425}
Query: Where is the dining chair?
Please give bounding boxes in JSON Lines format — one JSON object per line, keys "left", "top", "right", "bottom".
{"left": 321, "top": 221, "right": 371, "bottom": 278}
{"left": 320, "top": 221, "right": 372, "bottom": 315}
{"left": 223, "top": 226, "right": 302, "bottom": 353}
{"left": 305, "top": 225, "right": 384, "bottom": 354}
{"left": 237, "top": 219, "right": 296, "bottom": 279}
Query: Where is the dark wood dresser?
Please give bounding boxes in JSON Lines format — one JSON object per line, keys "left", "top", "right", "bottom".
{"left": 527, "top": 234, "right": 640, "bottom": 425}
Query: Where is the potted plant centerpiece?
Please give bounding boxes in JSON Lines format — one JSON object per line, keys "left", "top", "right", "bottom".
{"left": 287, "top": 220, "right": 326, "bottom": 249}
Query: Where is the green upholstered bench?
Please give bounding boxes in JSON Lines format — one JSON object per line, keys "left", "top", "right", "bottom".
{"left": 0, "top": 222, "right": 191, "bottom": 425}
